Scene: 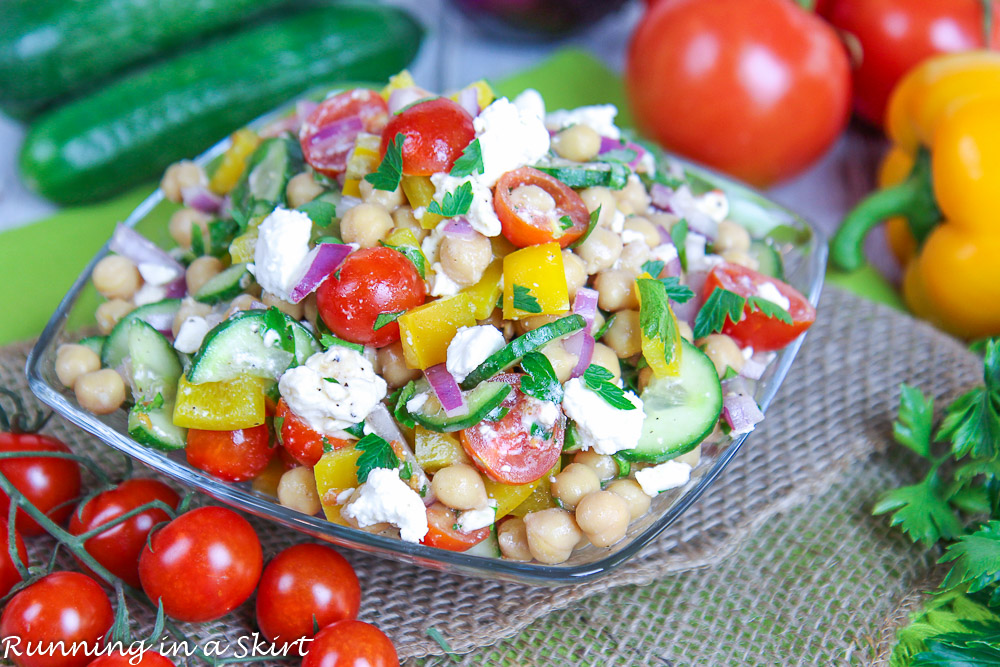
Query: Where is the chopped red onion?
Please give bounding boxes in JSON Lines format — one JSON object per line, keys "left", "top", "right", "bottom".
{"left": 740, "top": 357, "right": 767, "bottom": 381}
{"left": 573, "top": 287, "right": 598, "bottom": 327}
{"left": 656, "top": 224, "right": 673, "bottom": 245}
{"left": 181, "top": 185, "right": 223, "bottom": 214}
{"left": 598, "top": 136, "right": 647, "bottom": 169}
{"left": 304, "top": 116, "right": 364, "bottom": 161}
{"left": 162, "top": 278, "right": 187, "bottom": 300}
{"left": 287, "top": 243, "right": 353, "bottom": 304}
{"left": 109, "top": 224, "right": 185, "bottom": 276}
{"left": 650, "top": 183, "right": 673, "bottom": 211}
{"left": 456, "top": 87, "right": 480, "bottom": 117}
{"left": 443, "top": 217, "right": 476, "bottom": 237}
{"left": 425, "top": 363, "right": 467, "bottom": 417}
{"left": 722, "top": 393, "right": 764, "bottom": 435}
{"left": 141, "top": 311, "right": 176, "bottom": 339}
{"left": 565, "top": 331, "right": 595, "bottom": 379}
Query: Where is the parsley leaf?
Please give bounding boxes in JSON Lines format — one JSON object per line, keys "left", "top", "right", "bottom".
{"left": 529, "top": 422, "right": 552, "bottom": 440}
{"left": 597, "top": 148, "right": 637, "bottom": 164}
{"left": 364, "top": 132, "right": 406, "bottom": 191}
{"left": 133, "top": 392, "right": 164, "bottom": 414}
{"left": 670, "top": 219, "right": 688, "bottom": 272}
{"left": 319, "top": 333, "right": 364, "bottom": 353}
{"left": 658, "top": 276, "right": 694, "bottom": 304}
{"left": 912, "top": 637, "right": 1000, "bottom": 666}
{"left": 321, "top": 436, "right": 333, "bottom": 453}
{"left": 642, "top": 260, "right": 665, "bottom": 278}
{"left": 324, "top": 377, "right": 340, "bottom": 384}
{"left": 583, "top": 364, "right": 637, "bottom": 411}
{"left": 636, "top": 278, "right": 681, "bottom": 369}
{"left": 272, "top": 416, "right": 284, "bottom": 445}
{"left": 594, "top": 312, "right": 615, "bottom": 340}
{"left": 940, "top": 521, "right": 1000, "bottom": 592}
{"left": 344, "top": 422, "right": 366, "bottom": 439}
{"left": 380, "top": 241, "right": 426, "bottom": 278}
{"left": 567, "top": 206, "right": 602, "bottom": 249}
{"left": 558, "top": 215, "right": 574, "bottom": 231}
{"left": 512, "top": 284, "right": 542, "bottom": 314}
{"left": 520, "top": 351, "right": 563, "bottom": 403}
{"left": 747, "top": 297, "right": 793, "bottom": 325}
{"left": 427, "top": 181, "right": 473, "bottom": 218}
{"left": 392, "top": 381, "right": 417, "bottom": 430}
{"left": 721, "top": 367, "right": 739, "bottom": 381}
{"left": 937, "top": 341, "right": 1000, "bottom": 461}
{"left": 693, "top": 288, "right": 746, "bottom": 339}
{"left": 894, "top": 384, "right": 935, "bottom": 459}
{"left": 354, "top": 434, "right": 401, "bottom": 484}
{"left": 372, "top": 310, "right": 405, "bottom": 331}
{"left": 400, "top": 460, "right": 414, "bottom": 480}
{"left": 872, "top": 476, "right": 963, "bottom": 548}
{"left": 449, "top": 138, "right": 484, "bottom": 178}
{"left": 262, "top": 307, "right": 297, "bottom": 361}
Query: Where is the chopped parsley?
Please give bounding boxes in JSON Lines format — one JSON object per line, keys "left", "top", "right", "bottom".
{"left": 657, "top": 276, "right": 694, "bottom": 304}
{"left": 133, "top": 392, "right": 164, "bottom": 414}
{"left": 567, "top": 206, "right": 602, "bottom": 249}
{"left": 692, "top": 287, "right": 790, "bottom": 339}
{"left": 323, "top": 377, "right": 340, "bottom": 384}
{"left": 636, "top": 277, "right": 682, "bottom": 369}
{"left": 512, "top": 284, "right": 542, "bottom": 314}
{"left": 379, "top": 241, "right": 427, "bottom": 278}
{"left": 262, "top": 307, "right": 297, "bottom": 363}
{"left": 529, "top": 422, "right": 552, "bottom": 440}
{"left": 427, "top": 181, "right": 474, "bottom": 218}
{"left": 583, "top": 364, "right": 636, "bottom": 411}
{"left": 372, "top": 310, "right": 405, "bottom": 331}
{"left": 319, "top": 333, "right": 364, "bottom": 353}
{"left": 449, "top": 138, "right": 484, "bottom": 178}
{"left": 670, "top": 219, "right": 688, "bottom": 271}
{"left": 364, "top": 132, "right": 406, "bottom": 191}
{"left": 519, "top": 351, "right": 563, "bottom": 403}
{"left": 642, "top": 260, "right": 665, "bottom": 278}
{"left": 354, "top": 434, "right": 400, "bottom": 483}
{"left": 558, "top": 215, "right": 574, "bottom": 231}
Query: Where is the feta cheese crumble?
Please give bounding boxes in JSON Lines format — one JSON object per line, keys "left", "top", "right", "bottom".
{"left": 561, "top": 377, "right": 645, "bottom": 455}
{"left": 545, "top": 104, "right": 621, "bottom": 139}
{"left": 634, "top": 460, "right": 692, "bottom": 496}
{"left": 137, "top": 262, "right": 180, "bottom": 286}
{"left": 342, "top": 468, "right": 428, "bottom": 542}
{"left": 457, "top": 500, "right": 497, "bottom": 533}
{"left": 446, "top": 325, "right": 506, "bottom": 382}
{"left": 173, "top": 315, "right": 214, "bottom": 354}
{"left": 133, "top": 283, "right": 167, "bottom": 307}
{"left": 755, "top": 281, "right": 791, "bottom": 310}
{"left": 250, "top": 207, "right": 313, "bottom": 302}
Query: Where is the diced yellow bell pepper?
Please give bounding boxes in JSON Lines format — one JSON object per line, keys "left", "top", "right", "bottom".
{"left": 461, "top": 260, "right": 503, "bottom": 320}
{"left": 484, "top": 478, "right": 537, "bottom": 520}
{"left": 315, "top": 445, "right": 362, "bottom": 526}
{"left": 414, "top": 427, "right": 471, "bottom": 472}
{"left": 510, "top": 461, "right": 562, "bottom": 517}
{"left": 173, "top": 374, "right": 267, "bottom": 430}
{"left": 342, "top": 179, "right": 362, "bottom": 198}
{"left": 398, "top": 293, "right": 478, "bottom": 369}
{"left": 381, "top": 70, "right": 417, "bottom": 100}
{"left": 502, "top": 242, "right": 569, "bottom": 320}
{"left": 209, "top": 129, "right": 261, "bottom": 195}
{"left": 344, "top": 133, "right": 381, "bottom": 184}
{"left": 490, "top": 234, "right": 518, "bottom": 259}
{"left": 401, "top": 175, "right": 443, "bottom": 229}
{"left": 635, "top": 273, "right": 682, "bottom": 378}
{"left": 449, "top": 80, "right": 495, "bottom": 111}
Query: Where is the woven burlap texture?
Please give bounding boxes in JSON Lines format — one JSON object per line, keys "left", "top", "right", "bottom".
{"left": 1, "top": 287, "right": 980, "bottom": 665}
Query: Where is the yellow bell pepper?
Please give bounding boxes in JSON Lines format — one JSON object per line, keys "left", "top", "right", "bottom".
{"left": 449, "top": 80, "right": 495, "bottom": 111}
{"left": 502, "top": 242, "right": 569, "bottom": 320}
{"left": 635, "top": 273, "right": 682, "bottom": 378}
{"left": 381, "top": 70, "right": 418, "bottom": 100}
{"left": 172, "top": 374, "right": 267, "bottom": 430}
{"left": 315, "top": 445, "right": 362, "bottom": 526}
{"left": 413, "top": 427, "right": 471, "bottom": 472}
{"left": 831, "top": 51, "right": 1000, "bottom": 339}
{"left": 343, "top": 133, "right": 382, "bottom": 198}
{"left": 209, "top": 129, "right": 260, "bottom": 195}
{"left": 509, "top": 461, "right": 562, "bottom": 517}
{"left": 460, "top": 260, "right": 503, "bottom": 320}
{"left": 398, "top": 293, "right": 478, "bottom": 369}
{"left": 400, "top": 175, "right": 443, "bottom": 229}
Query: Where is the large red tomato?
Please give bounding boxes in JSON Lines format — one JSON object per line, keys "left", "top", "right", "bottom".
{"left": 819, "top": 0, "right": 1000, "bottom": 126}
{"left": 380, "top": 98, "right": 475, "bottom": 176}
{"left": 626, "top": 0, "right": 851, "bottom": 187}
{"left": 0, "top": 432, "right": 81, "bottom": 535}
{"left": 301, "top": 620, "right": 398, "bottom": 667}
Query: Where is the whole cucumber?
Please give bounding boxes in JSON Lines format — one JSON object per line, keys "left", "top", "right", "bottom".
{"left": 0, "top": 0, "right": 290, "bottom": 117}
{"left": 19, "top": 5, "right": 424, "bottom": 205}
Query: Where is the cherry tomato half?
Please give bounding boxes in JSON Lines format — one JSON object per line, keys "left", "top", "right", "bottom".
{"left": 0, "top": 517, "right": 27, "bottom": 598}
{"left": 302, "top": 620, "right": 398, "bottom": 667}
{"left": 459, "top": 373, "right": 564, "bottom": 485}
{"left": 702, "top": 263, "right": 816, "bottom": 351}
{"left": 316, "top": 247, "right": 426, "bottom": 348}
{"left": 185, "top": 424, "right": 274, "bottom": 482}
{"left": 0, "top": 432, "right": 81, "bottom": 536}
{"left": 86, "top": 651, "right": 175, "bottom": 667}
{"left": 274, "top": 400, "right": 352, "bottom": 467}
{"left": 68, "top": 478, "right": 179, "bottom": 589}
{"left": 139, "top": 506, "right": 263, "bottom": 623}
{"left": 255, "top": 543, "right": 361, "bottom": 648}
{"left": 494, "top": 167, "right": 591, "bottom": 248}
{"left": 381, "top": 97, "right": 475, "bottom": 176}
{"left": 0, "top": 571, "right": 113, "bottom": 667}
{"left": 300, "top": 89, "right": 389, "bottom": 178}
{"left": 420, "top": 503, "right": 490, "bottom": 552}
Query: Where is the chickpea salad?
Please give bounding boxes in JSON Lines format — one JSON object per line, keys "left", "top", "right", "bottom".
{"left": 58, "top": 73, "right": 816, "bottom": 564}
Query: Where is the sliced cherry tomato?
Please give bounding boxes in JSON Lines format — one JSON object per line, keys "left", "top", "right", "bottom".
{"left": 300, "top": 89, "right": 389, "bottom": 178}
{"left": 0, "top": 517, "right": 27, "bottom": 598}
{"left": 316, "top": 247, "right": 426, "bottom": 348}
{"left": 185, "top": 424, "right": 274, "bottom": 482}
{"left": 459, "top": 373, "right": 564, "bottom": 485}
{"left": 380, "top": 97, "right": 475, "bottom": 176}
{"left": 420, "top": 503, "right": 490, "bottom": 552}
{"left": 274, "top": 399, "right": 352, "bottom": 467}
{"left": 302, "top": 620, "right": 398, "bottom": 667}
{"left": 68, "top": 478, "right": 179, "bottom": 589}
{"left": 0, "top": 432, "right": 81, "bottom": 536}
{"left": 702, "top": 263, "right": 816, "bottom": 351}
{"left": 0, "top": 571, "right": 113, "bottom": 667}
{"left": 87, "top": 651, "right": 175, "bottom": 667}
{"left": 494, "top": 167, "right": 591, "bottom": 248}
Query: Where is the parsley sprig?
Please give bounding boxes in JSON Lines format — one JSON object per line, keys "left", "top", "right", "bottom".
{"left": 354, "top": 434, "right": 400, "bottom": 484}
{"left": 364, "top": 133, "right": 406, "bottom": 191}
{"left": 692, "top": 287, "right": 792, "bottom": 339}
{"left": 512, "top": 284, "right": 542, "bottom": 314}
{"left": 520, "top": 352, "right": 563, "bottom": 403}
{"left": 427, "top": 181, "right": 473, "bottom": 218}
{"left": 583, "top": 365, "right": 636, "bottom": 411}
{"left": 449, "top": 139, "right": 484, "bottom": 178}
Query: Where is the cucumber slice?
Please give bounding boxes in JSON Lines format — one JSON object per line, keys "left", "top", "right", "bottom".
{"left": 463, "top": 529, "right": 501, "bottom": 558}
{"left": 623, "top": 340, "right": 722, "bottom": 463}
{"left": 748, "top": 240, "right": 785, "bottom": 281}
{"left": 193, "top": 263, "right": 252, "bottom": 304}
{"left": 459, "top": 315, "right": 585, "bottom": 390}
{"left": 535, "top": 161, "right": 629, "bottom": 190}
{"left": 101, "top": 299, "right": 181, "bottom": 369}
{"left": 77, "top": 336, "right": 106, "bottom": 356}
{"left": 231, "top": 135, "right": 301, "bottom": 220}
{"left": 404, "top": 378, "right": 512, "bottom": 433}
{"left": 128, "top": 404, "right": 186, "bottom": 451}
{"left": 186, "top": 309, "right": 320, "bottom": 383}
{"left": 127, "top": 320, "right": 182, "bottom": 401}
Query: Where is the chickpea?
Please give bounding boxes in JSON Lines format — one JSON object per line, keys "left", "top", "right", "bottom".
{"left": 714, "top": 220, "right": 752, "bottom": 254}
{"left": 617, "top": 241, "right": 650, "bottom": 274}
{"left": 431, "top": 463, "right": 488, "bottom": 511}
{"left": 95, "top": 299, "right": 134, "bottom": 335}
{"left": 677, "top": 320, "right": 694, "bottom": 343}
{"left": 614, "top": 175, "right": 651, "bottom": 215}
{"left": 575, "top": 491, "right": 630, "bottom": 547}
{"left": 573, "top": 450, "right": 617, "bottom": 482}
{"left": 562, "top": 250, "right": 587, "bottom": 300}
{"left": 508, "top": 184, "right": 556, "bottom": 213}
{"left": 439, "top": 232, "right": 492, "bottom": 286}
{"left": 75, "top": 369, "right": 126, "bottom": 415}
{"left": 360, "top": 178, "right": 405, "bottom": 212}
{"left": 340, "top": 203, "right": 393, "bottom": 248}
{"left": 262, "top": 291, "right": 304, "bottom": 320}
{"left": 721, "top": 250, "right": 759, "bottom": 270}
{"left": 575, "top": 227, "right": 622, "bottom": 275}
{"left": 675, "top": 444, "right": 702, "bottom": 468}
{"left": 580, "top": 187, "right": 617, "bottom": 229}
{"left": 377, "top": 341, "right": 421, "bottom": 389}
{"left": 524, "top": 508, "right": 582, "bottom": 564}
{"left": 168, "top": 208, "right": 212, "bottom": 250}
{"left": 277, "top": 467, "right": 321, "bottom": 515}
{"left": 594, "top": 270, "right": 639, "bottom": 312}
{"left": 623, "top": 216, "right": 660, "bottom": 248}
{"left": 638, "top": 366, "right": 653, "bottom": 394}
{"left": 590, "top": 343, "right": 622, "bottom": 384}
{"left": 392, "top": 206, "right": 428, "bottom": 242}
{"left": 606, "top": 479, "right": 652, "bottom": 521}
{"left": 515, "top": 314, "right": 560, "bottom": 336}
{"left": 171, "top": 299, "right": 212, "bottom": 337}
{"left": 160, "top": 161, "right": 206, "bottom": 203}
{"left": 341, "top": 489, "right": 392, "bottom": 534}
{"left": 551, "top": 125, "right": 601, "bottom": 162}
{"left": 92, "top": 255, "right": 142, "bottom": 300}
{"left": 551, "top": 463, "right": 601, "bottom": 510}
{"left": 55, "top": 344, "right": 100, "bottom": 389}
{"left": 497, "top": 517, "right": 532, "bottom": 561}
{"left": 647, "top": 212, "right": 682, "bottom": 236}
{"left": 225, "top": 293, "right": 259, "bottom": 317}
{"left": 699, "top": 334, "right": 745, "bottom": 377}
{"left": 185, "top": 256, "right": 224, "bottom": 296}
{"left": 541, "top": 340, "right": 578, "bottom": 384}
{"left": 603, "top": 309, "right": 641, "bottom": 358}
{"left": 286, "top": 172, "right": 324, "bottom": 208}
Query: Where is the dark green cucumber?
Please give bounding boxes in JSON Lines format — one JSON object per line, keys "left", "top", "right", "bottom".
{"left": 535, "top": 162, "right": 630, "bottom": 190}
{"left": 193, "top": 263, "right": 252, "bottom": 304}
{"left": 231, "top": 136, "right": 302, "bottom": 222}
{"left": 748, "top": 240, "right": 785, "bottom": 281}
{"left": 77, "top": 336, "right": 106, "bottom": 356}
{"left": 101, "top": 299, "right": 181, "bottom": 369}
{"left": 127, "top": 320, "right": 182, "bottom": 401}
{"left": 128, "top": 405, "right": 186, "bottom": 451}
{"left": 403, "top": 379, "right": 512, "bottom": 433}
{"left": 19, "top": 5, "right": 424, "bottom": 204}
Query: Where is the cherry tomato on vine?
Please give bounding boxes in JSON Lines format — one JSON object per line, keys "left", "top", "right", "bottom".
{"left": 138, "top": 506, "right": 262, "bottom": 623}
{"left": 494, "top": 167, "right": 591, "bottom": 248}
{"left": 626, "top": 0, "right": 851, "bottom": 187}
{"left": 86, "top": 651, "right": 175, "bottom": 667}
{"left": 68, "top": 478, "right": 179, "bottom": 588}
{"left": 317, "top": 247, "right": 426, "bottom": 348}
{"left": 0, "top": 431, "right": 81, "bottom": 536}
{"left": 274, "top": 400, "right": 352, "bottom": 467}
{"left": 300, "top": 89, "right": 389, "bottom": 178}
{"left": 0, "top": 571, "right": 113, "bottom": 667}
{"left": 185, "top": 424, "right": 274, "bottom": 482}
{"left": 420, "top": 503, "right": 490, "bottom": 552}
{"left": 0, "top": 517, "right": 27, "bottom": 597}
{"left": 380, "top": 97, "right": 476, "bottom": 176}
{"left": 301, "top": 620, "right": 398, "bottom": 667}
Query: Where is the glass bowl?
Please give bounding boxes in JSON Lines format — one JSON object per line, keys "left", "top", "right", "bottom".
{"left": 25, "top": 96, "right": 826, "bottom": 586}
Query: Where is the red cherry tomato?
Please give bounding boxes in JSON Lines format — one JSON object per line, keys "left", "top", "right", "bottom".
{"left": 459, "top": 373, "right": 564, "bottom": 485}
{"left": 185, "top": 424, "right": 274, "bottom": 482}
{"left": 626, "top": 0, "right": 851, "bottom": 187}
{"left": 86, "top": 651, "right": 174, "bottom": 667}
{"left": 316, "top": 247, "right": 426, "bottom": 348}
{"left": 819, "top": 0, "right": 1000, "bottom": 127}
{"left": 702, "top": 263, "right": 816, "bottom": 351}
{"left": 255, "top": 544, "right": 361, "bottom": 648}
{"left": 0, "top": 571, "right": 113, "bottom": 667}
{"left": 420, "top": 503, "right": 490, "bottom": 552}
{"left": 138, "top": 506, "right": 262, "bottom": 623}
{"left": 0, "top": 432, "right": 81, "bottom": 536}
{"left": 0, "top": 517, "right": 27, "bottom": 597}
{"left": 300, "top": 89, "right": 389, "bottom": 178}
{"left": 380, "top": 98, "right": 475, "bottom": 176}
{"left": 68, "top": 478, "right": 179, "bottom": 589}
{"left": 301, "top": 620, "right": 398, "bottom": 667}
{"left": 494, "top": 167, "right": 591, "bottom": 248}
{"left": 274, "top": 400, "right": 352, "bottom": 467}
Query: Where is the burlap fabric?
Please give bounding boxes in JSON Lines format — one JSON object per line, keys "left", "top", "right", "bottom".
{"left": 0, "top": 287, "right": 979, "bottom": 665}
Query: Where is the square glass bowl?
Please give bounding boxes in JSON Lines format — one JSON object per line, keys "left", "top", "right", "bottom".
{"left": 26, "top": 98, "right": 826, "bottom": 586}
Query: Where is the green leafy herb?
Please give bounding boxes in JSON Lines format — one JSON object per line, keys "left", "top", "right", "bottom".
{"left": 344, "top": 422, "right": 366, "bottom": 439}
{"left": 873, "top": 477, "right": 964, "bottom": 548}
{"left": 380, "top": 241, "right": 427, "bottom": 279}
{"left": 427, "top": 181, "right": 474, "bottom": 218}
{"left": 354, "top": 434, "right": 401, "bottom": 484}
{"left": 642, "top": 260, "right": 665, "bottom": 278}
{"left": 400, "top": 461, "right": 414, "bottom": 480}
{"left": 519, "top": 351, "right": 563, "bottom": 403}
{"left": 319, "top": 333, "right": 364, "bottom": 353}
{"left": 567, "top": 206, "right": 602, "bottom": 249}
{"left": 512, "top": 284, "right": 542, "bottom": 314}
{"left": 658, "top": 276, "right": 695, "bottom": 304}
{"left": 529, "top": 422, "right": 552, "bottom": 440}
{"left": 321, "top": 436, "right": 333, "bottom": 454}
{"left": 190, "top": 224, "right": 206, "bottom": 257}
{"left": 692, "top": 288, "right": 746, "bottom": 339}
{"left": 938, "top": 341, "right": 1000, "bottom": 461}
{"left": 747, "top": 297, "right": 793, "bottom": 325}
{"left": 324, "top": 377, "right": 340, "bottom": 384}
{"left": 133, "top": 393, "right": 164, "bottom": 414}
{"left": 558, "top": 215, "right": 574, "bottom": 231}
{"left": 373, "top": 310, "right": 405, "bottom": 331}
{"left": 364, "top": 132, "right": 406, "bottom": 191}
{"left": 272, "top": 416, "right": 284, "bottom": 446}
{"left": 262, "top": 307, "right": 297, "bottom": 363}
{"left": 636, "top": 278, "right": 681, "bottom": 369}
{"left": 449, "top": 138, "right": 484, "bottom": 178}
{"left": 594, "top": 312, "right": 615, "bottom": 341}
{"left": 722, "top": 367, "right": 739, "bottom": 381}
{"left": 583, "top": 365, "right": 636, "bottom": 411}
{"left": 940, "top": 521, "right": 1000, "bottom": 593}
{"left": 297, "top": 199, "right": 338, "bottom": 227}
{"left": 671, "top": 219, "right": 688, "bottom": 272}
{"left": 894, "top": 384, "right": 935, "bottom": 459}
